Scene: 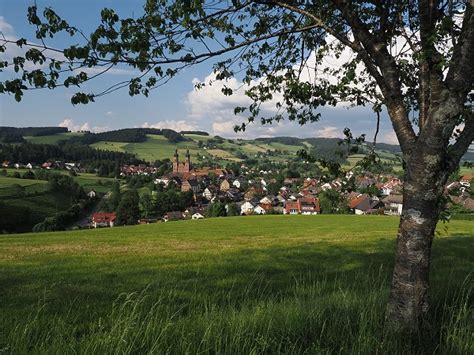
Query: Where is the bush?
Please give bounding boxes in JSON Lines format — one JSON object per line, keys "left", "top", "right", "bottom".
{"left": 22, "top": 170, "right": 35, "bottom": 180}
{"left": 32, "top": 204, "right": 84, "bottom": 232}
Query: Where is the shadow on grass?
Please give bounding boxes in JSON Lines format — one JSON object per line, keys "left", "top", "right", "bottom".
{"left": 1, "top": 233, "right": 472, "bottom": 354}
{"left": 1, "top": 235, "right": 472, "bottom": 315}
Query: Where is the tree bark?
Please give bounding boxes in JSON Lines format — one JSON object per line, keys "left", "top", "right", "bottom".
{"left": 385, "top": 150, "right": 448, "bottom": 333}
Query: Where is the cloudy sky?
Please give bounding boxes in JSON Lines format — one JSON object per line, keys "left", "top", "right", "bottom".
{"left": 0, "top": 0, "right": 398, "bottom": 144}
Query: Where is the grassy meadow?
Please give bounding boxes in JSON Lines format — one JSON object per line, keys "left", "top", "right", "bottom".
{"left": 90, "top": 134, "right": 319, "bottom": 165}
{"left": 23, "top": 132, "right": 83, "bottom": 144}
{"left": 0, "top": 215, "right": 472, "bottom": 354}
{"left": 91, "top": 135, "right": 204, "bottom": 162}
{"left": 0, "top": 172, "right": 116, "bottom": 232}
{"left": 0, "top": 176, "right": 49, "bottom": 196}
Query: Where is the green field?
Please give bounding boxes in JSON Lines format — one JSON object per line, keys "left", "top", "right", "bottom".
{"left": 0, "top": 175, "right": 69, "bottom": 231}
{"left": 1, "top": 215, "right": 472, "bottom": 353}
{"left": 0, "top": 173, "right": 116, "bottom": 232}
{"left": 92, "top": 135, "right": 201, "bottom": 162}
{"left": 23, "top": 132, "right": 83, "bottom": 144}
{"left": 0, "top": 175, "right": 49, "bottom": 197}
{"left": 0, "top": 172, "right": 115, "bottom": 194}
{"left": 73, "top": 173, "right": 117, "bottom": 193}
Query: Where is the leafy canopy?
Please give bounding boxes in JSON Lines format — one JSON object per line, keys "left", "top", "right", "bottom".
{"left": 0, "top": 1, "right": 472, "bottom": 152}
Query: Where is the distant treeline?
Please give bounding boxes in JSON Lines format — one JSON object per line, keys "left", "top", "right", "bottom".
{"left": 0, "top": 131, "right": 25, "bottom": 143}
{"left": 180, "top": 130, "right": 209, "bottom": 136}
{"left": 66, "top": 128, "right": 187, "bottom": 144}
{"left": 255, "top": 136, "right": 305, "bottom": 146}
{"left": 0, "top": 126, "right": 187, "bottom": 145}
{"left": 0, "top": 126, "right": 68, "bottom": 137}
{"left": 0, "top": 142, "right": 144, "bottom": 166}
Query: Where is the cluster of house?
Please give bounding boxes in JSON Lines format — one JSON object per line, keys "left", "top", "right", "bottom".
{"left": 90, "top": 207, "right": 206, "bottom": 228}
{"left": 148, "top": 150, "right": 410, "bottom": 219}
{"left": 88, "top": 151, "right": 473, "bottom": 228}
{"left": 2, "top": 160, "right": 80, "bottom": 171}
{"left": 120, "top": 164, "right": 159, "bottom": 176}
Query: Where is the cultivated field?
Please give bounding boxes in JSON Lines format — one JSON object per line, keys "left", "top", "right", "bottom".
{"left": 0, "top": 215, "right": 472, "bottom": 354}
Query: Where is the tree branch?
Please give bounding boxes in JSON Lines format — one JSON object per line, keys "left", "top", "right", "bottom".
{"left": 448, "top": 111, "right": 474, "bottom": 172}
{"left": 1, "top": 22, "right": 321, "bottom": 67}
{"left": 333, "top": 0, "right": 417, "bottom": 153}
{"left": 445, "top": 3, "right": 474, "bottom": 97}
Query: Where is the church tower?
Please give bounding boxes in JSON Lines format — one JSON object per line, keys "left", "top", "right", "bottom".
{"left": 172, "top": 149, "right": 179, "bottom": 173}
{"left": 184, "top": 149, "right": 191, "bottom": 172}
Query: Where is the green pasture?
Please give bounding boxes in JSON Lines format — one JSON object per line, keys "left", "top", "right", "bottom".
{"left": 183, "top": 134, "right": 212, "bottom": 142}
{"left": 0, "top": 215, "right": 472, "bottom": 353}
{"left": 90, "top": 141, "right": 129, "bottom": 153}
{"left": 0, "top": 175, "right": 48, "bottom": 196}
{"left": 2, "top": 190, "right": 75, "bottom": 231}
{"left": 73, "top": 173, "right": 117, "bottom": 193}
{"left": 23, "top": 132, "right": 83, "bottom": 144}
{"left": 92, "top": 135, "right": 201, "bottom": 161}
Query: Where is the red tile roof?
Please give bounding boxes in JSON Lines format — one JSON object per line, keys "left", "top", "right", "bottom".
{"left": 92, "top": 213, "right": 116, "bottom": 223}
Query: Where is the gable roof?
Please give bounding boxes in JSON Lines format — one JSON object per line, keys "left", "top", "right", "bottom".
{"left": 382, "top": 194, "right": 403, "bottom": 204}
{"left": 348, "top": 194, "right": 369, "bottom": 209}
{"left": 164, "top": 211, "right": 184, "bottom": 220}
{"left": 92, "top": 212, "right": 116, "bottom": 223}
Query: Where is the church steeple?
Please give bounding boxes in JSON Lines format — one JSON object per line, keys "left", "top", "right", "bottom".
{"left": 172, "top": 149, "right": 179, "bottom": 173}
{"left": 184, "top": 149, "right": 191, "bottom": 172}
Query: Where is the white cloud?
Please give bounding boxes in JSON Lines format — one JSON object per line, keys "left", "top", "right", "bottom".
{"left": 316, "top": 126, "right": 340, "bottom": 138}
{"left": 382, "top": 131, "right": 399, "bottom": 145}
{"left": 182, "top": 31, "right": 430, "bottom": 142}
{"left": 183, "top": 35, "right": 377, "bottom": 139}
{"left": 212, "top": 121, "right": 236, "bottom": 136}
{"left": 58, "top": 118, "right": 109, "bottom": 133}
{"left": 0, "top": 16, "right": 14, "bottom": 34}
{"left": 106, "top": 111, "right": 114, "bottom": 116}
{"left": 141, "top": 120, "right": 197, "bottom": 132}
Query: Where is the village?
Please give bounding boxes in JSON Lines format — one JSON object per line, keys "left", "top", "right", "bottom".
{"left": 89, "top": 150, "right": 474, "bottom": 228}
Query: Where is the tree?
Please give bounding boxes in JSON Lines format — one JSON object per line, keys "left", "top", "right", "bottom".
{"left": 319, "top": 189, "right": 343, "bottom": 214}
{"left": 206, "top": 202, "right": 227, "bottom": 217}
{"left": 1, "top": 0, "right": 473, "bottom": 334}
{"left": 116, "top": 189, "right": 140, "bottom": 225}
{"left": 139, "top": 192, "right": 154, "bottom": 218}
{"left": 226, "top": 202, "right": 240, "bottom": 216}
{"left": 108, "top": 181, "right": 122, "bottom": 211}
{"left": 22, "top": 170, "right": 35, "bottom": 180}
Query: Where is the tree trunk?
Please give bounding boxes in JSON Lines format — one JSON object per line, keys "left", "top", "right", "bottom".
{"left": 385, "top": 153, "right": 447, "bottom": 333}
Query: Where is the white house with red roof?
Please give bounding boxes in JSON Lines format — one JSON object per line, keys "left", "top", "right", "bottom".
{"left": 91, "top": 212, "right": 116, "bottom": 228}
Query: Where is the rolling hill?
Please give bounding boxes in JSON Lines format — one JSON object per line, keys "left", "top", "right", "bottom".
{"left": 6, "top": 127, "right": 473, "bottom": 174}
{"left": 19, "top": 129, "right": 405, "bottom": 167}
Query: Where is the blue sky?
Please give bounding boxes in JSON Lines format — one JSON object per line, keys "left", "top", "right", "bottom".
{"left": 0, "top": 0, "right": 398, "bottom": 143}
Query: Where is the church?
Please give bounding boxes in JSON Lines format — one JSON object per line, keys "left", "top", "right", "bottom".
{"left": 173, "top": 149, "right": 192, "bottom": 174}
{"left": 170, "top": 149, "right": 228, "bottom": 179}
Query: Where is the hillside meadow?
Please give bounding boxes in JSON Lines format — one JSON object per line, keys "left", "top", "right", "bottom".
{"left": 0, "top": 215, "right": 472, "bottom": 354}
{"left": 0, "top": 173, "right": 117, "bottom": 232}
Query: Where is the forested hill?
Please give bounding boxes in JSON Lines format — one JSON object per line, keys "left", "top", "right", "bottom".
{"left": 1, "top": 126, "right": 472, "bottom": 163}
{"left": 0, "top": 142, "right": 144, "bottom": 166}
{"left": 66, "top": 128, "right": 187, "bottom": 144}
{"left": 0, "top": 126, "right": 68, "bottom": 137}
{"left": 0, "top": 126, "right": 68, "bottom": 143}
{"left": 0, "top": 127, "right": 187, "bottom": 145}
{"left": 256, "top": 136, "right": 401, "bottom": 154}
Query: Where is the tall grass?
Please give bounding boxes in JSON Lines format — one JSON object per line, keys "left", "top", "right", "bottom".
{"left": 2, "top": 270, "right": 472, "bottom": 354}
